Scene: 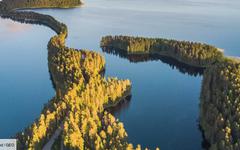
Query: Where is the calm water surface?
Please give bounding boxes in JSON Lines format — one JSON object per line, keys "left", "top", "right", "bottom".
{"left": 0, "top": 0, "right": 240, "bottom": 149}
{"left": 0, "top": 19, "right": 55, "bottom": 138}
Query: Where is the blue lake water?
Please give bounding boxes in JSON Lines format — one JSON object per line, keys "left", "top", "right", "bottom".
{"left": 0, "top": 19, "right": 55, "bottom": 138}
{"left": 0, "top": 0, "right": 240, "bottom": 149}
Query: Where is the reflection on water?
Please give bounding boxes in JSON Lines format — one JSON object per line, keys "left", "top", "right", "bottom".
{"left": 102, "top": 47, "right": 204, "bottom": 76}
{"left": 4, "top": 21, "right": 30, "bottom": 32}
{"left": 107, "top": 95, "right": 132, "bottom": 116}
{"left": 0, "top": 18, "right": 31, "bottom": 36}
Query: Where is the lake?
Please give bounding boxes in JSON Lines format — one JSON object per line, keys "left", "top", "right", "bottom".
{"left": 0, "top": 19, "right": 55, "bottom": 138}
{"left": 0, "top": 0, "right": 240, "bottom": 149}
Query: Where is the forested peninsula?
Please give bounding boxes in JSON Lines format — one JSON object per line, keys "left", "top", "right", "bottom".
{"left": 0, "top": 0, "right": 142, "bottom": 150}
{"left": 101, "top": 35, "right": 240, "bottom": 150}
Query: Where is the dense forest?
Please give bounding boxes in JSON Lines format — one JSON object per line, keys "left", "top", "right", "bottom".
{"left": 0, "top": 11, "right": 66, "bottom": 34}
{"left": 101, "top": 36, "right": 223, "bottom": 67}
{"left": 200, "top": 58, "right": 240, "bottom": 150}
{"left": 45, "top": 23, "right": 137, "bottom": 150}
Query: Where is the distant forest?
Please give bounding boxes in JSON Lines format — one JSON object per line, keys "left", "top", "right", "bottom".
{"left": 1, "top": 0, "right": 82, "bottom": 10}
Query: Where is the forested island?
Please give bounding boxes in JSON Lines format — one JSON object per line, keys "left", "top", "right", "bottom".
{"left": 101, "top": 35, "right": 240, "bottom": 150}
{"left": 1, "top": 0, "right": 240, "bottom": 149}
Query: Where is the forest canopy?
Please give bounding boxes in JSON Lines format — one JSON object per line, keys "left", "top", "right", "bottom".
{"left": 101, "top": 35, "right": 223, "bottom": 67}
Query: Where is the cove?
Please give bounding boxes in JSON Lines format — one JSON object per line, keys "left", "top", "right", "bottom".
{"left": 103, "top": 50, "right": 204, "bottom": 149}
